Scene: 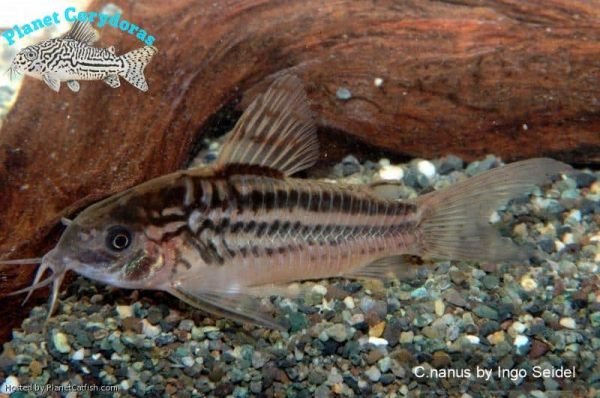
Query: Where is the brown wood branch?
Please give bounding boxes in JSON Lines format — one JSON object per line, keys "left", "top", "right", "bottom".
{"left": 0, "top": 0, "right": 599, "bottom": 343}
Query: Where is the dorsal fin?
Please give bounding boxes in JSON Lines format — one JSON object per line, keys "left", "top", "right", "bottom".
{"left": 214, "top": 75, "right": 319, "bottom": 177}
{"left": 63, "top": 21, "right": 100, "bottom": 46}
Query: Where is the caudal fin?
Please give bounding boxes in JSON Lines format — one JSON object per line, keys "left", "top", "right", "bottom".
{"left": 119, "top": 46, "right": 158, "bottom": 91}
{"left": 416, "top": 158, "right": 572, "bottom": 263}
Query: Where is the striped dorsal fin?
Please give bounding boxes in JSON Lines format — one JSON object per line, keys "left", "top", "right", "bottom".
{"left": 213, "top": 74, "right": 319, "bottom": 177}
{"left": 63, "top": 21, "right": 100, "bottom": 46}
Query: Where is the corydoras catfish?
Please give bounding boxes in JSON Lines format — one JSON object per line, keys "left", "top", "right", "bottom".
{"left": 8, "top": 21, "right": 157, "bottom": 92}
{"left": 2, "top": 75, "right": 571, "bottom": 329}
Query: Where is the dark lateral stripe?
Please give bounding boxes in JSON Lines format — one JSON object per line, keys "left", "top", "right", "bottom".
{"left": 187, "top": 219, "right": 417, "bottom": 265}
{"left": 179, "top": 177, "right": 419, "bottom": 219}
{"left": 287, "top": 189, "right": 299, "bottom": 211}
{"left": 229, "top": 180, "right": 417, "bottom": 216}
{"left": 256, "top": 222, "right": 268, "bottom": 238}
{"left": 191, "top": 215, "right": 416, "bottom": 244}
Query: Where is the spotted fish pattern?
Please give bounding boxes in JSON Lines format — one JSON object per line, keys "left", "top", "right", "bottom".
{"left": 9, "top": 21, "right": 157, "bottom": 92}
{"left": 4, "top": 75, "right": 571, "bottom": 329}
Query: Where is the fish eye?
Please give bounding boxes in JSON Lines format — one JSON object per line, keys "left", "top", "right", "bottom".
{"left": 24, "top": 49, "right": 36, "bottom": 61}
{"left": 106, "top": 226, "right": 132, "bottom": 251}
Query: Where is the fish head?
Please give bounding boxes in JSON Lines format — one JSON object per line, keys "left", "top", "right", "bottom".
{"left": 55, "top": 194, "right": 172, "bottom": 290}
{"left": 10, "top": 44, "right": 44, "bottom": 77}
{"left": 5, "top": 182, "right": 179, "bottom": 319}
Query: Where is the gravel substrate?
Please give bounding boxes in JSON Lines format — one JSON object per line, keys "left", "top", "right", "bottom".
{"left": 0, "top": 154, "right": 598, "bottom": 398}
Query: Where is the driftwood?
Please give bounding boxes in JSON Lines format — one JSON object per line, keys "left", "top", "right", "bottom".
{"left": 0, "top": 0, "right": 599, "bottom": 343}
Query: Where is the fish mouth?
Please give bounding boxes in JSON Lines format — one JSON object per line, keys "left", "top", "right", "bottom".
{"left": 6, "top": 249, "right": 68, "bottom": 320}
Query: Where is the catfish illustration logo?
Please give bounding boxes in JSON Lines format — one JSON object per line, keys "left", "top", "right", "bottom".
{"left": 8, "top": 21, "right": 157, "bottom": 92}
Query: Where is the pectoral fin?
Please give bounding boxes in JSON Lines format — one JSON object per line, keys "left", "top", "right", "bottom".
{"left": 168, "top": 284, "right": 286, "bottom": 330}
{"left": 42, "top": 74, "right": 60, "bottom": 92}
{"left": 103, "top": 75, "right": 120, "bottom": 88}
{"left": 66, "top": 80, "right": 80, "bottom": 92}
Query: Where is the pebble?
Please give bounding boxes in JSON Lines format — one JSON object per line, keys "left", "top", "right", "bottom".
{"left": 336, "top": 87, "right": 352, "bottom": 101}
{"left": 142, "top": 319, "right": 161, "bottom": 338}
{"left": 369, "top": 321, "right": 386, "bottom": 338}
{"left": 438, "top": 155, "right": 463, "bottom": 174}
{"left": 312, "top": 284, "right": 328, "bottom": 296}
{"left": 181, "top": 356, "right": 195, "bottom": 367}
{"left": 465, "top": 155, "right": 499, "bottom": 176}
{"left": 0, "top": 376, "right": 19, "bottom": 394}
{"left": 378, "top": 356, "right": 392, "bottom": 373}
{"left": 339, "top": 155, "right": 361, "bottom": 176}
{"left": 513, "top": 223, "right": 528, "bottom": 238}
{"left": 359, "top": 296, "right": 376, "bottom": 313}
{"left": 343, "top": 296, "right": 355, "bottom": 309}
{"left": 323, "top": 324, "right": 349, "bottom": 342}
{"left": 413, "top": 313, "right": 435, "bottom": 327}
{"left": 565, "top": 209, "right": 582, "bottom": 224}
{"left": 52, "top": 331, "right": 71, "bottom": 354}
{"left": 513, "top": 335, "right": 530, "bottom": 355}
{"left": 508, "top": 321, "right": 527, "bottom": 336}
{"left": 487, "top": 331, "right": 506, "bottom": 345}
{"left": 29, "top": 360, "right": 42, "bottom": 377}
{"left": 71, "top": 348, "right": 85, "bottom": 361}
{"left": 179, "top": 319, "right": 194, "bottom": 331}
{"left": 434, "top": 299, "right": 445, "bottom": 316}
{"left": 326, "top": 367, "right": 343, "bottom": 385}
{"left": 367, "top": 337, "right": 389, "bottom": 346}
{"left": 561, "top": 188, "right": 580, "bottom": 200}
{"left": 520, "top": 275, "right": 538, "bottom": 292}
{"left": 120, "top": 380, "right": 131, "bottom": 391}
{"left": 410, "top": 286, "right": 429, "bottom": 299}
{"left": 288, "top": 312, "right": 308, "bottom": 332}
{"left": 115, "top": 305, "right": 133, "bottom": 319}
{"left": 529, "top": 340, "right": 550, "bottom": 359}
{"left": 365, "top": 365, "right": 382, "bottom": 382}
{"left": 538, "top": 238, "right": 555, "bottom": 253}
{"left": 559, "top": 317, "right": 577, "bottom": 329}
{"left": 121, "top": 317, "right": 142, "bottom": 333}
{"left": 382, "top": 318, "right": 402, "bottom": 346}
{"left": 378, "top": 165, "right": 404, "bottom": 181}
{"left": 473, "top": 305, "right": 499, "bottom": 320}
{"left": 590, "top": 312, "right": 600, "bottom": 328}
{"left": 315, "top": 385, "right": 330, "bottom": 398}
{"left": 431, "top": 351, "right": 451, "bottom": 368}
{"left": 251, "top": 351, "right": 268, "bottom": 369}
{"left": 482, "top": 275, "right": 500, "bottom": 290}
{"left": 444, "top": 289, "right": 468, "bottom": 308}
{"left": 534, "top": 197, "right": 566, "bottom": 215}
{"left": 465, "top": 335, "right": 480, "bottom": 345}
{"left": 417, "top": 160, "right": 436, "bottom": 178}
{"left": 489, "top": 211, "right": 501, "bottom": 223}
{"left": 399, "top": 331, "right": 414, "bottom": 344}
{"left": 574, "top": 172, "right": 597, "bottom": 188}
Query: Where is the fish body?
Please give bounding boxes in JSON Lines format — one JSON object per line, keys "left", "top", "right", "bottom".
{"left": 9, "top": 21, "right": 157, "bottom": 92}
{"left": 68, "top": 170, "right": 421, "bottom": 291}
{"left": 4, "top": 75, "right": 571, "bottom": 329}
